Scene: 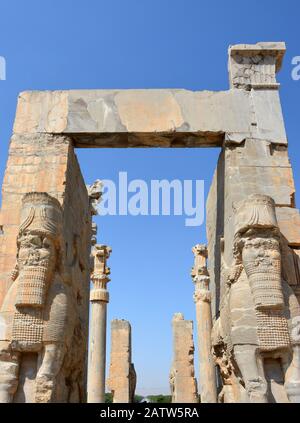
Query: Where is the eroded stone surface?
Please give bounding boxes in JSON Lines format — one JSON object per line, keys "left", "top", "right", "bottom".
{"left": 228, "top": 42, "right": 286, "bottom": 89}
{"left": 0, "top": 191, "right": 90, "bottom": 403}
{"left": 13, "top": 88, "right": 287, "bottom": 145}
{"left": 87, "top": 245, "right": 112, "bottom": 403}
{"left": 276, "top": 207, "right": 300, "bottom": 246}
{"left": 107, "top": 320, "right": 136, "bottom": 403}
{"left": 212, "top": 194, "right": 300, "bottom": 403}
{"left": 191, "top": 245, "right": 217, "bottom": 403}
{"left": 170, "top": 313, "right": 198, "bottom": 403}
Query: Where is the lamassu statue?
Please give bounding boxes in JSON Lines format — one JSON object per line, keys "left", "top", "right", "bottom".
{"left": 0, "top": 192, "right": 75, "bottom": 402}
{"left": 213, "top": 194, "right": 300, "bottom": 403}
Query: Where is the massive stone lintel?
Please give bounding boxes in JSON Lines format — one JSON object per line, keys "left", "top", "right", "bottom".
{"left": 13, "top": 87, "right": 286, "bottom": 147}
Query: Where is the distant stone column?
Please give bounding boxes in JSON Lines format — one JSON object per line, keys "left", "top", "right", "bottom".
{"left": 87, "top": 244, "right": 112, "bottom": 403}
{"left": 107, "top": 320, "right": 136, "bottom": 403}
{"left": 170, "top": 313, "right": 198, "bottom": 403}
{"left": 191, "top": 244, "right": 217, "bottom": 403}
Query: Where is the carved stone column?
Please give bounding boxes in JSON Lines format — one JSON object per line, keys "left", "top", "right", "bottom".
{"left": 191, "top": 244, "right": 217, "bottom": 403}
{"left": 87, "top": 244, "right": 112, "bottom": 403}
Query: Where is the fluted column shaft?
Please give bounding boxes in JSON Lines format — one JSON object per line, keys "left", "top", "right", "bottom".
{"left": 192, "top": 244, "right": 217, "bottom": 403}
{"left": 87, "top": 245, "right": 111, "bottom": 403}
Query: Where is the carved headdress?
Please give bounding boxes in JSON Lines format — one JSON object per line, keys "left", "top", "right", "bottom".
{"left": 234, "top": 194, "right": 279, "bottom": 238}
{"left": 233, "top": 194, "right": 285, "bottom": 312}
{"left": 14, "top": 193, "right": 64, "bottom": 309}
{"left": 19, "top": 192, "right": 63, "bottom": 240}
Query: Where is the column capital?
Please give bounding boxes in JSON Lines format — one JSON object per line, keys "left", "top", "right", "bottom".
{"left": 191, "top": 244, "right": 211, "bottom": 302}
{"left": 228, "top": 42, "right": 286, "bottom": 90}
{"left": 192, "top": 243, "right": 208, "bottom": 257}
{"left": 90, "top": 244, "right": 112, "bottom": 302}
{"left": 193, "top": 275, "right": 211, "bottom": 303}
{"left": 191, "top": 244, "right": 209, "bottom": 280}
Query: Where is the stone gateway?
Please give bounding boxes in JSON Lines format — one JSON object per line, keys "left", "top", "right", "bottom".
{"left": 0, "top": 42, "right": 299, "bottom": 402}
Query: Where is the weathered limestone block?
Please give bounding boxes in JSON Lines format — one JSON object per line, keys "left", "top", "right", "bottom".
{"left": 12, "top": 86, "right": 286, "bottom": 146}
{"left": 107, "top": 320, "right": 136, "bottom": 403}
{"left": 225, "top": 138, "right": 291, "bottom": 168}
{"left": 280, "top": 244, "right": 300, "bottom": 289}
{"left": 224, "top": 140, "right": 295, "bottom": 209}
{"left": 170, "top": 313, "right": 198, "bottom": 403}
{"left": 228, "top": 42, "right": 285, "bottom": 90}
{"left": 213, "top": 194, "right": 300, "bottom": 403}
{"left": 250, "top": 89, "right": 287, "bottom": 143}
{"left": 88, "top": 245, "right": 112, "bottom": 403}
{"left": 0, "top": 134, "right": 91, "bottom": 402}
{"left": 276, "top": 207, "right": 300, "bottom": 246}
{"left": 191, "top": 245, "right": 217, "bottom": 403}
{"left": 13, "top": 91, "right": 69, "bottom": 134}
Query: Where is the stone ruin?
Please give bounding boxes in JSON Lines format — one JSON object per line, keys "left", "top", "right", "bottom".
{"left": 107, "top": 319, "right": 136, "bottom": 403}
{"left": 170, "top": 313, "right": 198, "bottom": 403}
{"left": 0, "top": 42, "right": 299, "bottom": 403}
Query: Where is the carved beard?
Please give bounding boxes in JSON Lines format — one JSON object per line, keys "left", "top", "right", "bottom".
{"left": 243, "top": 256, "right": 284, "bottom": 310}
{"left": 15, "top": 258, "right": 53, "bottom": 308}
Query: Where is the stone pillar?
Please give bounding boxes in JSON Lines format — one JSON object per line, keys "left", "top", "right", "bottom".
{"left": 206, "top": 43, "right": 300, "bottom": 403}
{"left": 87, "top": 244, "right": 112, "bottom": 403}
{"left": 0, "top": 133, "right": 91, "bottom": 402}
{"left": 107, "top": 320, "right": 136, "bottom": 403}
{"left": 170, "top": 313, "right": 198, "bottom": 403}
{"left": 207, "top": 42, "right": 300, "bottom": 318}
{"left": 191, "top": 245, "right": 217, "bottom": 403}
{"left": 223, "top": 42, "right": 300, "bottom": 294}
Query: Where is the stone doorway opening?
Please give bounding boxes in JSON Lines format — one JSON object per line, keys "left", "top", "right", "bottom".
{"left": 76, "top": 146, "right": 220, "bottom": 397}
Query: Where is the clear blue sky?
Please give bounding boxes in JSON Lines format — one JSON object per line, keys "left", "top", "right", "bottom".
{"left": 0, "top": 1, "right": 300, "bottom": 396}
